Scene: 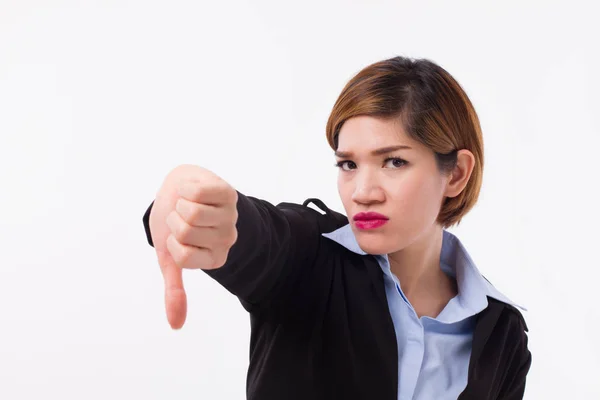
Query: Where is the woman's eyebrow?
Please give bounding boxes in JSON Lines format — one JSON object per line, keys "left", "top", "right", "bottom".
{"left": 334, "top": 145, "right": 412, "bottom": 158}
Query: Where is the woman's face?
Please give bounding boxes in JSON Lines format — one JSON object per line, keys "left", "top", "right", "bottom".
{"left": 335, "top": 116, "right": 450, "bottom": 255}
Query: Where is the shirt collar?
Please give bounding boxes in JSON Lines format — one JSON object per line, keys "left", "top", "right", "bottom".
{"left": 322, "top": 224, "right": 525, "bottom": 314}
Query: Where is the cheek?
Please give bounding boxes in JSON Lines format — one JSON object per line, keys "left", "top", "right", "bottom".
{"left": 388, "top": 174, "right": 444, "bottom": 222}
{"left": 337, "top": 176, "right": 351, "bottom": 204}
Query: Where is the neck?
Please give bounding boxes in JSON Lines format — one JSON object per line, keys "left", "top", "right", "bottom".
{"left": 388, "top": 225, "right": 457, "bottom": 317}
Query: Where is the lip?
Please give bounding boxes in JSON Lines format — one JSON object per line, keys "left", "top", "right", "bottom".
{"left": 353, "top": 212, "right": 389, "bottom": 221}
{"left": 353, "top": 212, "right": 389, "bottom": 230}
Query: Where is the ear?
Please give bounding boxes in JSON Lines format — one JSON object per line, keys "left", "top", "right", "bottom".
{"left": 444, "top": 149, "right": 475, "bottom": 198}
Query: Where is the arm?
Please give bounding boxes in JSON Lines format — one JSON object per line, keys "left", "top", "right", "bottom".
{"left": 498, "top": 328, "right": 532, "bottom": 399}
{"left": 143, "top": 185, "right": 323, "bottom": 312}
{"left": 203, "top": 193, "right": 322, "bottom": 309}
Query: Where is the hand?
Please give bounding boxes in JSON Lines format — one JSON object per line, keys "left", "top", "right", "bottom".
{"left": 149, "top": 164, "right": 238, "bottom": 329}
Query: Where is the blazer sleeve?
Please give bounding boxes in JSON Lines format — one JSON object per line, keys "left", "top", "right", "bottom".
{"left": 142, "top": 191, "right": 323, "bottom": 311}
{"left": 498, "top": 326, "right": 532, "bottom": 399}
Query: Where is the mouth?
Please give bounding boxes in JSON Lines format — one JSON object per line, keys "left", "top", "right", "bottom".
{"left": 352, "top": 212, "right": 389, "bottom": 230}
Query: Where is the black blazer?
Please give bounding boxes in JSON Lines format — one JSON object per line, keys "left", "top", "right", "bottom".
{"left": 143, "top": 192, "right": 532, "bottom": 400}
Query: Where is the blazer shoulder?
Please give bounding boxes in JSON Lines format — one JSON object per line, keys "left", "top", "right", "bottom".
{"left": 505, "top": 303, "right": 529, "bottom": 333}
{"left": 489, "top": 297, "right": 529, "bottom": 333}
{"left": 276, "top": 197, "right": 349, "bottom": 234}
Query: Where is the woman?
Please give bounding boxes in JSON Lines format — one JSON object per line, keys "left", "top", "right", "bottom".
{"left": 142, "top": 56, "right": 531, "bottom": 400}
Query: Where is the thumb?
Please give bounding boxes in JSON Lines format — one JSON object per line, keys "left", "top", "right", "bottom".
{"left": 157, "top": 248, "right": 187, "bottom": 329}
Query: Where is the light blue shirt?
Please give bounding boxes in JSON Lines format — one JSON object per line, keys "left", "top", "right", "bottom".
{"left": 323, "top": 225, "right": 524, "bottom": 400}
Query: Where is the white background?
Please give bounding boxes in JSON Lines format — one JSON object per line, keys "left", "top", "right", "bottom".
{"left": 1, "top": 1, "right": 599, "bottom": 399}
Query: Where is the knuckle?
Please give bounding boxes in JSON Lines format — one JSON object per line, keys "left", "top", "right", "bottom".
{"left": 175, "top": 199, "right": 189, "bottom": 222}
{"left": 211, "top": 180, "right": 225, "bottom": 190}
{"left": 192, "top": 184, "right": 207, "bottom": 200}
{"left": 176, "top": 246, "right": 193, "bottom": 268}
{"left": 176, "top": 245, "right": 206, "bottom": 270}
{"left": 217, "top": 228, "right": 237, "bottom": 248}
{"left": 227, "top": 229, "right": 238, "bottom": 247}
{"left": 211, "top": 251, "right": 228, "bottom": 269}
{"left": 173, "top": 219, "right": 192, "bottom": 242}
{"left": 215, "top": 180, "right": 235, "bottom": 199}
{"left": 188, "top": 204, "right": 205, "bottom": 226}
{"left": 226, "top": 187, "right": 238, "bottom": 204}
{"left": 197, "top": 251, "right": 216, "bottom": 270}
{"left": 215, "top": 182, "right": 230, "bottom": 198}
{"left": 231, "top": 208, "right": 239, "bottom": 225}
{"left": 168, "top": 235, "right": 191, "bottom": 268}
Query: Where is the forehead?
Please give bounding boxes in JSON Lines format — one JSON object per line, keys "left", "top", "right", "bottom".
{"left": 336, "top": 116, "right": 413, "bottom": 150}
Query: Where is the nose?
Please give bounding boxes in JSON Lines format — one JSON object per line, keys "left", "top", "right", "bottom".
{"left": 351, "top": 170, "right": 384, "bottom": 205}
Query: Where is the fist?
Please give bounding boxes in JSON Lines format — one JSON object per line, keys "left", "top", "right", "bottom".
{"left": 166, "top": 170, "right": 238, "bottom": 270}
{"left": 149, "top": 164, "right": 238, "bottom": 328}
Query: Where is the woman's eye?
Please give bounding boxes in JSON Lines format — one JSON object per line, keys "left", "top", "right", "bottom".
{"left": 384, "top": 158, "right": 407, "bottom": 168}
{"left": 335, "top": 160, "right": 357, "bottom": 171}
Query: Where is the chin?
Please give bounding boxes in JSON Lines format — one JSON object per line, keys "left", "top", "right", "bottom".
{"left": 355, "top": 234, "right": 399, "bottom": 256}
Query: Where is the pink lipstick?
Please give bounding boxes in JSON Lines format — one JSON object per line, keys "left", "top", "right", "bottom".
{"left": 353, "top": 212, "right": 389, "bottom": 230}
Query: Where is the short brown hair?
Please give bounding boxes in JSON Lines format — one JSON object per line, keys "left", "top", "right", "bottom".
{"left": 326, "top": 56, "right": 484, "bottom": 228}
